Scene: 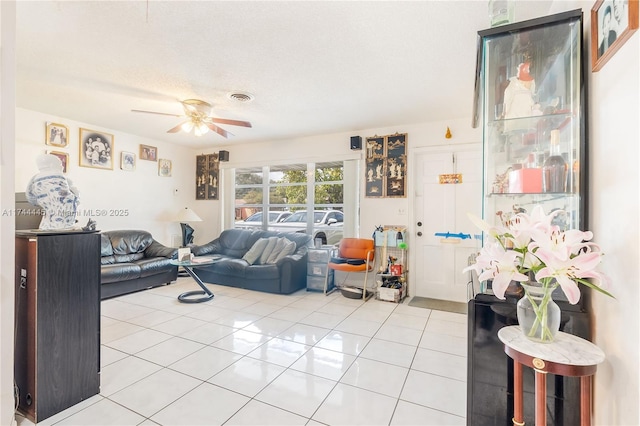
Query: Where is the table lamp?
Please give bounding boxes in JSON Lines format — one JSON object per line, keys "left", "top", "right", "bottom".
{"left": 175, "top": 207, "right": 202, "bottom": 247}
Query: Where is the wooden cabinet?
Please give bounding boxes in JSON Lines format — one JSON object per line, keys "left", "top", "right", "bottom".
{"left": 14, "top": 231, "right": 101, "bottom": 423}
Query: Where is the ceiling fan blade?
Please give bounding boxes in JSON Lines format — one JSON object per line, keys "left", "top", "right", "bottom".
{"left": 209, "top": 117, "right": 252, "bottom": 128}
{"left": 206, "top": 123, "right": 233, "bottom": 138}
{"left": 167, "top": 121, "right": 189, "bottom": 133}
{"left": 131, "top": 109, "right": 183, "bottom": 118}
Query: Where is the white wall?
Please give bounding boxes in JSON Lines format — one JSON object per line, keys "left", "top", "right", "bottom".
{"left": 548, "top": 1, "right": 639, "bottom": 424}
{"left": 15, "top": 108, "right": 200, "bottom": 247}
{"left": 586, "top": 8, "right": 639, "bottom": 426}
{"left": 0, "top": 2, "right": 16, "bottom": 425}
{"left": 215, "top": 117, "right": 481, "bottom": 241}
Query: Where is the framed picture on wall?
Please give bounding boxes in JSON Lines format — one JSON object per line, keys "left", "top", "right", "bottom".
{"left": 591, "top": 0, "right": 639, "bottom": 71}
{"left": 48, "top": 150, "right": 69, "bottom": 173}
{"left": 158, "top": 158, "right": 172, "bottom": 177}
{"left": 79, "top": 128, "right": 114, "bottom": 170}
{"left": 45, "top": 122, "right": 69, "bottom": 147}
{"left": 120, "top": 151, "right": 136, "bottom": 171}
{"left": 365, "top": 133, "right": 407, "bottom": 198}
{"left": 195, "top": 153, "right": 219, "bottom": 200}
{"left": 139, "top": 144, "right": 157, "bottom": 161}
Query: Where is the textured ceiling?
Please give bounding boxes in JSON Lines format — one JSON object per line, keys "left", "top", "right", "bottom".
{"left": 16, "top": 1, "right": 553, "bottom": 148}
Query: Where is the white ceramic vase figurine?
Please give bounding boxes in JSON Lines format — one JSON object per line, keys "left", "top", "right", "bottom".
{"left": 26, "top": 154, "right": 79, "bottom": 230}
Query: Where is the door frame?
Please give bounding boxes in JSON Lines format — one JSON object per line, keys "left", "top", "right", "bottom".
{"left": 407, "top": 142, "right": 482, "bottom": 298}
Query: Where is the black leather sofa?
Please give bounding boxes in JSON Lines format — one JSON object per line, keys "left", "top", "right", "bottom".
{"left": 192, "top": 228, "right": 312, "bottom": 294}
{"left": 100, "top": 230, "right": 178, "bottom": 299}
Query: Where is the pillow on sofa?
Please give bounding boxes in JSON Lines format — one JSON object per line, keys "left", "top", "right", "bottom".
{"left": 267, "top": 238, "right": 297, "bottom": 264}
{"left": 243, "top": 238, "right": 269, "bottom": 265}
{"left": 258, "top": 237, "right": 280, "bottom": 265}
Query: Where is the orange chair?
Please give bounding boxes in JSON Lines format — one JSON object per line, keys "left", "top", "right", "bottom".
{"left": 325, "top": 238, "right": 376, "bottom": 300}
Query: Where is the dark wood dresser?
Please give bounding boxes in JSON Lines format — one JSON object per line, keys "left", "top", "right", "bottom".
{"left": 14, "top": 230, "right": 101, "bottom": 423}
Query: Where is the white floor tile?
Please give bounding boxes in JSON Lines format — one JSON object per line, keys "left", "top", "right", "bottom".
{"left": 348, "top": 306, "right": 393, "bottom": 323}
{"left": 241, "top": 301, "right": 283, "bottom": 316}
{"left": 183, "top": 305, "right": 235, "bottom": 322}
{"left": 214, "top": 311, "right": 262, "bottom": 328}
{"left": 419, "top": 330, "right": 467, "bottom": 357}
{"left": 268, "top": 306, "right": 313, "bottom": 322}
{"left": 425, "top": 317, "right": 467, "bottom": 338}
{"left": 150, "top": 382, "right": 250, "bottom": 425}
{"left": 290, "top": 346, "right": 356, "bottom": 381}
{"left": 208, "top": 357, "right": 286, "bottom": 397}
{"left": 315, "top": 331, "right": 371, "bottom": 356}
{"left": 136, "top": 336, "right": 205, "bottom": 366}
{"left": 340, "top": 357, "right": 409, "bottom": 398}
{"left": 391, "top": 400, "right": 466, "bottom": 425}
{"left": 430, "top": 310, "right": 467, "bottom": 324}
{"left": 109, "top": 368, "right": 201, "bottom": 417}
{"left": 400, "top": 370, "right": 466, "bottom": 417}
{"left": 412, "top": 347, "right": 467, "bottom": 381}
{"left": 150, "top": 315, "right": 208, "bottom": 335}
{"left": 359, "top": 338, "right": 417, "bottom": 368}
{"left": 210, "top": 329, "right": 272, "bottom": 355}
{"left": 334, "top": 317, "right": 382, "bottom": 337}
{"left": 255, "top": 369, "right": 336, "bottom": 418}
{"left": 243, "top": 316, "right": 295, "bottom": 337}
{"left": 104, "top": 328, "right": 172, "bottom": 354}
{"left": 276, "top": 323, "right": 330, "bottom": 345}
{"left": 53, "top": 397, "right": 145, "bottom": 425}
{"left": 99, "top": 356, "right": 162, "bottom": 396}
{"left": 247, "top": 337, "right": 310, "bottom": 367}
{"left": 124, "top": 309, "right": 180, "bottom": 328}
{"left": 100, "top": 320, "right": 145, "bottom": 344}
{"left": 179, "top": 321, "right": 237, "bottom": 345}
{"left": 298, "top": 311, "right": 345, "bottom": 329}
{"left": 100, "top": 345, "right": 128, "bottom": 368}
{"left": 225, "top": 399, "right": 308, "bottom": 425}
{"left": 385, "top": 312, "right": 429, "bottom": 330}
{"left": 393, "top": 303, "right": 433, "bottom": 318}
{"left": 316, "top": 301, "right": 358, "bottom": 317}
{"left": 313, "top": 383, "right": 397, "bottom": 426}
{"left": 374, "top": 323, "right": 423, "bottom": 346}
{"left": 169, "top": 346, "right": 241, "bottom": 380}
{"left": 100, "top": 300, "right": 154, "bottom": 321}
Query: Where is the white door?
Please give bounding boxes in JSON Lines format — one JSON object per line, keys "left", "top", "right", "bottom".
{"left": 413, "top": 146, "right": 482, "bottom": 302}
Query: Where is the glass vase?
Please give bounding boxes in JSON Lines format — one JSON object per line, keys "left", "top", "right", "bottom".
{"left": 516, "top": 281, "right": 561, "bottom": 343}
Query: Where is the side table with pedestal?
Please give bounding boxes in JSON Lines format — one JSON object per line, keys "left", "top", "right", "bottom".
{"left": 170, "top": 256, "right": 219, "bottom": 303}
{"left": 498, "top": 326, "right": 605, "bottom": 426}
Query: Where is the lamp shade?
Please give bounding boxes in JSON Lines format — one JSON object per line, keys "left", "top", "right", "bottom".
{"left": 175, "top": 207, "right": 202, "bottom": 223}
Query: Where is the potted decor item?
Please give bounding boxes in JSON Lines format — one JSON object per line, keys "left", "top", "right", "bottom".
{"left": 464, "top": 206, "right": 613, "bottom": 343}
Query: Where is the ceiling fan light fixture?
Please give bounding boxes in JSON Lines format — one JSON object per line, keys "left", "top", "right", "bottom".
{"left": 194, "top": 122, "right": 209, "bottom": 137}
{"left": 181, "top": 121, "right": 194, "bottom": 133}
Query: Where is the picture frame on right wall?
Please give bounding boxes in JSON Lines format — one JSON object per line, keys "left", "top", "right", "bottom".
{"left": 591, "top": 0, "right": 638, "bottom": 72}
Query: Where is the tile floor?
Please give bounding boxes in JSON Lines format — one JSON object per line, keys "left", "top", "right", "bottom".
{"left": 17, "top": 277, "right": 467, "bottom": 426}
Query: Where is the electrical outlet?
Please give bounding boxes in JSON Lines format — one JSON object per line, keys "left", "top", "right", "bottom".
{"left": 398, "top": 208, "right": 406, "bottom": 215}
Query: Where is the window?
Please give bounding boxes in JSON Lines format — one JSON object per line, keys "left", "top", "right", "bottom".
{"left": 234, "top": 161, "right": 345, "bottom": 244}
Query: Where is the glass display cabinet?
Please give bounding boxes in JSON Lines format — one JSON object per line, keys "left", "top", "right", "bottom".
{"left": 473, "top": 9, "right": 587, "bottom": 231}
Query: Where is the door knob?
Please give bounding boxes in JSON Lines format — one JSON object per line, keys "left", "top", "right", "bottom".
{"left": 417, "top": 231, "right": 423, "bottom": 237}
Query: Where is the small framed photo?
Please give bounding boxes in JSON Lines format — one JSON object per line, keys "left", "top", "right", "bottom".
{"left": 120, "top": 151, "right": 136, "bottom": 171}
{"left": 591, "top": 0, "right": 638, "bottom": 72}
{"left": 45, "top": 122, "right": 69, "bottom": 147}
{"left": 48, "top": 150, "right": 69, "bottom": 173}
{"left": 140, "top": 144, "right": 157, "bottom": 161}
{"left": 79, "top": 128, "right": 114, "bottom": 170}
{"left": 158, "top": 158, "right": 172, "bottom": 177}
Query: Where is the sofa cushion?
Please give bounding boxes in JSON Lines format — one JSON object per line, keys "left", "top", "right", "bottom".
{"left": 137, "top": 257, "right": 175, "bottom": 278}
{"left": 266, "top": 238, "right": 297, "bottom": 264}
{"left": 242, "top": 238, "right": 269, "bottom": 265}
{"left": 258, "top": 237, "right": 279, "bottom": 265}
{"left": 114, "top": 252, "right": 145, "bottom": 263}
{"left": 101, "top": 234, "right": 114, "bottom": 256}
{"left": 101, "top": 255, "right": 117, "bottom": 265}
{"left": 101, "top": 263, "right": 141, "bottom": 284}
{"left": 108, "top": 230, "right": 153, "bottom": 255}
{"left": 244, "top": 263, "right": 280, "bottom": 280}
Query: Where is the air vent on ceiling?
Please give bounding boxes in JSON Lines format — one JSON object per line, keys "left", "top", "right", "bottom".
{"left": 228, "top": 92, "right": 254, "bottom": 102}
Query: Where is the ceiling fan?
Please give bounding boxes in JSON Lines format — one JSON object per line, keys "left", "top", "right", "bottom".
{"left": 132, "top": 99, "right": 252, "bottom": 138}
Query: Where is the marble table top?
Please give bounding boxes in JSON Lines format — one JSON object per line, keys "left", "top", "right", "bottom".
{"left": 498, "top": 326, "right": 605, "bottom": 366}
